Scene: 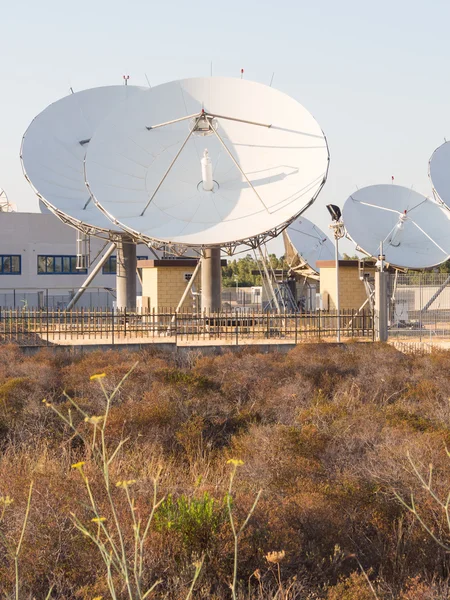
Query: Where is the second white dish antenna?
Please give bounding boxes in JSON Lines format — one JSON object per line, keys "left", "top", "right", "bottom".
{"left": 342, "top": 184, "right": 450, "bottom": 269}
{"left": 21, "top": 85, "right": 146, "bottom": 236}
{"left": 429, "top": 140, "right": 450, "bottom": 209}
{"left": 0, "top": 189, "right": 16, "bottom": 213}
{"left": 284, "top": 216, "right": 337, "bottom": 274}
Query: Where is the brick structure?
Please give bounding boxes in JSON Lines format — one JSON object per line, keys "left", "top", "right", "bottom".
{"left": 317, "top": 260, "right": 375, "bottom": 311}
{"left": 138, "top": 259, "right": 200, "bottom": 311}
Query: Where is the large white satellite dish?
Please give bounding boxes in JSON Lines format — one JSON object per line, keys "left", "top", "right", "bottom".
{"left": 85, "top": 77, "right": 329, "bottom": 248}
{"left": 0, "top": 189, "right": 15, "bottom": 212}
{"left": 429, "top": 141, "right": 450, "bottom": 209}
{"left": 284, "top": 216, "right": 337, "bottom": 273}
{"left": 343, "top": 184, "right": 450, "bottom": 269}
{"left": 21, "top": 85, "right": 145, "bottom": 236}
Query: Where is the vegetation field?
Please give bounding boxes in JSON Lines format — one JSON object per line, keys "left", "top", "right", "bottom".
{"left": 2, "top": 343, "right": 450, "bottom": 598}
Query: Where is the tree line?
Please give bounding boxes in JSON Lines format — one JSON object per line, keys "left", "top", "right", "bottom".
{"left": 222, "top": 254, "right": 288, "bottom": 287}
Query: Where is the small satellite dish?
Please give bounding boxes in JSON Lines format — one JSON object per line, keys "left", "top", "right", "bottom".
{"left": 85, "top": 77, "right": 329, "bottom": 248}
{"left": 429, "top": 141, "right": 450, "bottom": 209}
{"left": 342, "top": 184, "right": 450, "bottom": 269}
{"left": 21, "top": 85, "right": 146, "bottom": 235}
{"left": 0, "top": 189, "right": 16, "bottom": 212}
{"left": 284, "top": 216, "right": 337, "bottom": 273}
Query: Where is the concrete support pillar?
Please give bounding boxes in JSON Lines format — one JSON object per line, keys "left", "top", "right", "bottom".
{"left": 374, "top": 271, "right": 389, "bottom": 342}
{"left": 116, "top": 237, "right": 137, "bottom": 311}
{"left": 201, "top": 247, "right": 222, "bottom": 313}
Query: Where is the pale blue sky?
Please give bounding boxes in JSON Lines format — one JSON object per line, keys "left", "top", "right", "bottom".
{"left": 2, "top": 0, "right": 449, "bottom": 254}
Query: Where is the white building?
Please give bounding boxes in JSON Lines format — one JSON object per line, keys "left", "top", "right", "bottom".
{"left": 0, "top": 212, "right": 151, "bottom": 309}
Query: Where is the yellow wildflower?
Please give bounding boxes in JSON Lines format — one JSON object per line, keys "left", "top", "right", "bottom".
{"left": 116, "top": 480, "right": 137, "bottom": 488}
{"left": 92, "top": 597, "right": 103, "bottom": 600}
{"left": 71, "top": 461, "right": 86, "bottom": 470}
{"left": 90, "top": 373, "right": 106, "bottom": 381}
{"left": 0, "top": 496, "right": 14, "bottom": 506}
{"left": 227, "top": 459, "right": 244, "bottom": 467}
{"left": 84, "top": 415, "right": 105, "bottom": 425}
{"left": 91, "top": 517, "right": 107, "bottom": 523}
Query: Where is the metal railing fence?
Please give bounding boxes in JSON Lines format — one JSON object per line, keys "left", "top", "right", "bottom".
{"left": 0, "top": 308, "right": 374, "bottom": 347}
{"left": 389, "top": 272, "right": 450, "bottom": 340}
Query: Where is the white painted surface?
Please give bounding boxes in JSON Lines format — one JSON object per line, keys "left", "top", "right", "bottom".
{"left": 429, "top": 140, "right": 450, "bottom": 209}
{"left": 0, "top": 212, "right": 149, "bottom": 307}
{"left": 343, "top": 184, "right": 450, "bottom": 269}
{"left": 285, "top": 216, "right": 337, "bottom": 273}
{"left": 85, "top": 77, "right": 329, "bottom": 247}
{"left": 21, "top": 85, "right": 145, "bottom": 233}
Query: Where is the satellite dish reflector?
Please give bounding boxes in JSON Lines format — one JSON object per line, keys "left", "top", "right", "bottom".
{"left": 85, "top": 77, "right": 329, "bottom": 247}
{"left": 284, "top": 216, "right": 337, "bottom": 273}
{"left": 38, "top": 199, "right": 52, "bottom": 214}
{"left": 429, "top": 141, "right": 450, "bottom": 209}
{"left": 0, "top": 189, "right": 16, "bottom": 212}
{"left": 343, "top": 184, "right": 450, "bottom": 269}
{"left": 21, "top": 85, "right": 146, "bottom": 234}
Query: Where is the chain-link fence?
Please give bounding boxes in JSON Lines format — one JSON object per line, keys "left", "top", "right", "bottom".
{"left": 389, "top": 272, "right": 450, "bottom": 340}
{"left": 0, "top": 288, "right": 115, "bottom": 310}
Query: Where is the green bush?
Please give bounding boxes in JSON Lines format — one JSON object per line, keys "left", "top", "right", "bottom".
{"left": 154, "top": 492, "right": 227, "bottom": 556}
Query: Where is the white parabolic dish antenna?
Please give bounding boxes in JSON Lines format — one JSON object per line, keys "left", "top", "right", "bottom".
{"left": 342, "top": 184, "right": 450, "bottom": 269}
{"left": 284, "top": 216, "right": 337, "bottom": 273}
{"left": 0, "top": 189, "right": 15, "bottom": 212}
{"left": 21, "top": 85, "right": 145, "bottom": 235}
{"left": 429, "top": 140, "right": 450, "bottom": 209}
{"left": 85, "top": 77, "right": 330, "bottom": 248}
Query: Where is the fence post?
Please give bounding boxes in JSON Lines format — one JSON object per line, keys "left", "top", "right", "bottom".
{"left": 46, "top": 306, "right": 49, "bottom": 346}
{"left": 419, "top": 273, "right": 423, "bottom": 343}
{"left": 235, "top": 309, "right": 239, "bottom": 346}
{"left": 295, "top": 311, "right": 298, "bottom": 344}
{"left": 111, "top": 307, "right": 115, "bottom": 346}
{"left": 174, "top": 311, "right": 178, "bottom": 346}
{"left": 318, "top": 309, "right": 321, "bottom": 341}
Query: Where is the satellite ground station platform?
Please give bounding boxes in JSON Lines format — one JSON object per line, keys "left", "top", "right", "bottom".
{"left": 18, "top": 73, "right": 450, "bottom": 345}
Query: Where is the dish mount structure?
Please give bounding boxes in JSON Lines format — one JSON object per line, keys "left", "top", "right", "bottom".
{"left": 21, "top": 77, "right": 330, "bottom": 313}
{"left": 84, "top": 77, "right": 330, "bottom": 312}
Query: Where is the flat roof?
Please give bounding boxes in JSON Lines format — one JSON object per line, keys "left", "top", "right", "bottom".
{"left": 138, "top": 259, "right": 227, "bottom": 268}
{"left": 316, "top": 260, "right": 375, "bottom": 268}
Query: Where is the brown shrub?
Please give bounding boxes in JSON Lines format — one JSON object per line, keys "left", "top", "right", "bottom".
{"left": 2, "top": 344, "right": 450, "bottom": 597}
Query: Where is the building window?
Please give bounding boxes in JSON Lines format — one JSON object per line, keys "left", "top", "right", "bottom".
{"left": 0, "top": 255, "right": 21, "bottom": 274}
{"left": 37, "top": 255, "right": 87, "bottom": 275}
{"left": 102, "top": 256, "right": 147, "bottom": 275}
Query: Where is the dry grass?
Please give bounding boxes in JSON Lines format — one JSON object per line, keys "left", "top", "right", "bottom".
{"left": 1, "top": 343, "right": 450, "bottom": 597}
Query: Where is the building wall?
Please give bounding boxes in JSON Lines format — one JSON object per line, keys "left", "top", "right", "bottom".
{"left": 318, "top": 261, "right": 374, "bottom": 310}
{"left": 141, "top": 263, "right": 200, "bottom": 311}
{"left": 0, "top": 212, "right": 149, "bottom": 308}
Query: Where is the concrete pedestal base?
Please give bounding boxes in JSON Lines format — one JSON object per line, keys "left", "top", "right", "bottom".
{"left": 201, "top": 248, "right": 222, "bottom": 313}
{"left": 375, "top": 271, "right": 388, "bottom": 342}
{"left": 116, "top": 237, "right": 137, "bottom": 311}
